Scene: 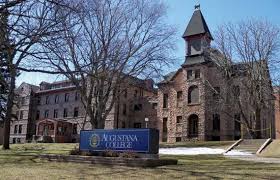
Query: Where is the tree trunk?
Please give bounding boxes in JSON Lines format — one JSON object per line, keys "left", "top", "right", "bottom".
{"left": 248, "top": 128, "right": 257, "bottom": 139}
{"left": 255, "top": 108, "right": 261, "bottom": 139}
{"left": 2, "top": 69, "right": 16, "bottom": 150}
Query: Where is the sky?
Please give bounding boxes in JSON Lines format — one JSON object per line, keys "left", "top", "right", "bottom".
{"left": 17, "top": 0, "right": 280, "bottom": 86}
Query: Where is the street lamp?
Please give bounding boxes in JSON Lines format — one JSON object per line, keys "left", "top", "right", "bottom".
{"left": 145, "top": 117, "right": 149, "bottom": 128}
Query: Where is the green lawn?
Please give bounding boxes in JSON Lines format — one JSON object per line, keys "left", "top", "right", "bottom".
{"left": 0, "top": 143, "right": 280, "bottom": 180}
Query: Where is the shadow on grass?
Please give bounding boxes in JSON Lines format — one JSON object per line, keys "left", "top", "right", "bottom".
{"left": 1, "top": 144, "right": 280, "bottom": 179}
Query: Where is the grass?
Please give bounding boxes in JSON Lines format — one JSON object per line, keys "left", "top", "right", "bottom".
{"left": 260, "top": 140, "right": 280, "bottom": 158}
{"left": 0, "top": 143, "right": 280, "bottom": 179}
{"left": 160, "top": 140, "right": 235, "bottom": 149}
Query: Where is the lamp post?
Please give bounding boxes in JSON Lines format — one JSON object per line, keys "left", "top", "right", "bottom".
{"left": 145, "top": 117, "right": 149, "bottom": 128}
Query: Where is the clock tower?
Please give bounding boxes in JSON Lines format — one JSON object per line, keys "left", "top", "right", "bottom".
{"left": 182, "top": 5, "right": 213, "bottom": 58}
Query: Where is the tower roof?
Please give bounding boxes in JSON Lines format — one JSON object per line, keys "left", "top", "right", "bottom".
{"left": 182, "top": 8, "right": 213, "bottom": 40}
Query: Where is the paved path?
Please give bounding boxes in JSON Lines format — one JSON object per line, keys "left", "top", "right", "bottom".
{"left": 226, "top": 155, "right": 280, "bottom": 164}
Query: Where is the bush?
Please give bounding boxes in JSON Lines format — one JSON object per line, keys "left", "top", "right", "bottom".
{"left": 80, "top": 151, "right": 93, "bottom": 156}
{"left": 120, "top": 151, "right": 140, "bottom": 158}
{"left": 102, "top": 150, "right": 119, "bottom": 157}
{"left": 69, "top": 147, "right": 81, "bottom": 155}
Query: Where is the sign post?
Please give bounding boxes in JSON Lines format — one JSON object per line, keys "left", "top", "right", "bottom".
{"left": 79, "top": 128, "right": 159, "bottom": 154}
{"left": 145, "top": 118, "right": 149, "bottom": 128}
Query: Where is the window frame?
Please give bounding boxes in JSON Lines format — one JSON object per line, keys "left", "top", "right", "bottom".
{"left": 195, "top": 69, "right": 200, "bottom": 79}
{"left": 55, "top": 95, "right": 59, "bottom": 104}
{"left": 74, "top": 107, "right": 79, "bottom": 117}
{"left": 163, "top": 93, "right": 169, "bottom": 108}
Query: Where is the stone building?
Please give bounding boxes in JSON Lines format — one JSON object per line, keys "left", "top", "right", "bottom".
{"left": 10, "top": 77, "right": 157, "bottom": 143}
{"left": 274, "top": 87, "right": 280, "bottom": 139}
{"left": 10, "top": 83, "right": 39, "bottom": 143}
{"left": 157, "top": 7, "right": 274, "bottom": 143}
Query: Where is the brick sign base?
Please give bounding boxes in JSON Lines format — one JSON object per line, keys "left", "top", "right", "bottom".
{"left": 39, "top": 154, "right": 178, "bottom": 167}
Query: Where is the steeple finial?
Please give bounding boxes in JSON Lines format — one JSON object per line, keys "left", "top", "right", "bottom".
{"left": 194, "top": 4, "right": 200, "bottom": 10}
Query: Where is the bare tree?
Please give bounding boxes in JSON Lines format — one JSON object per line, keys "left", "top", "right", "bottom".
{"left": 41, "top": 0, "right": 176, "bottom": 129}
{"left": 0, "top": 0, "right": 75, "bottom": 149}
{"left": 207, "top": 19, "right": 280, "bottom": 138}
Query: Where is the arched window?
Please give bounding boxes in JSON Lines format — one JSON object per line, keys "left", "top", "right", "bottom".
{"left": 188, "top": 86, "right": 199, "bottom": 104}
{"left": 188, "top": 114, "right": 198, "bottom": 138}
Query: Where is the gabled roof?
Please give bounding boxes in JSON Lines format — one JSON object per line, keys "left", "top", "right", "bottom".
{"left": 158, "top": 69, "right": 185, "bottom": 85}
{"left": 182, "top": 9, "right": 213, "bottom": 40}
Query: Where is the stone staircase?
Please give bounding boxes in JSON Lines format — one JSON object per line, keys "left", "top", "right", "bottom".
{"left": 233, "top": 139, "right": 268, "bottom": 153}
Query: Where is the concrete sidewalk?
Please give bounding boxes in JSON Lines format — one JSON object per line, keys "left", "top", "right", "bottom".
{"left": 227, "top": 155, "right": 280, "bottom": 164}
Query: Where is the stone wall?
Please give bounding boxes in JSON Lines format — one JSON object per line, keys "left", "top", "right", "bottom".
{"left": 158, "top": 60, "right": 274, "bottom": 143}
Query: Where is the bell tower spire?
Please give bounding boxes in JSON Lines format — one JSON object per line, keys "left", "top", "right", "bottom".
{"left": 183, "top": 6, "right": 213, "bottom": 57}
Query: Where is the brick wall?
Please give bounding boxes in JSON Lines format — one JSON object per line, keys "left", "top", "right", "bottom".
{"left": 158, "top": 61, "right": 274, "bottom": 143}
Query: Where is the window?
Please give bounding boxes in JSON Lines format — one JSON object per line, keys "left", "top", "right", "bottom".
{"left": 162, "top": 118, "right": 168, "bottom": 142}
{"left": 74, "top": 107, "right": 79, "bottom": 117}
{"left": 134, "top": 104, "right": 142, "bottom": 111}
{"left": 122, "top": 104, "right": 126, "bottom": 115}
{"left": 177, "top": 91, "right": 183, "bottom": 100}
{"left": 177, "top": 91, "right": 183, "bottom": 107}
{"left": 73, "top": 124, "right": 77, "bottom": 134}
{"left": 212, "top": 136, "right": 220, "bottom": 141}
{"left": 55, "top": 95, "right": 59, "bottom": 104}
{"left": 163, "top": 93, "right": 168, "bottom": 108}
{"left": 37, "top": 97, "right": 41, "bottom": 105}
{"left": 140, "top": 89, "right": 144, "bottom": 97}
{"left": 44, "top": 110, "right": 49, "bottom": 118}
{"left": 176, "top": 116, "right": 182, "bottom": 123}
{"left": 187, "top": 70, "right": 193, "bottom": 80}
{"left": 16, "top": 111, "right": 19, "bottom": 119}
{"left": 21, "top": 97, "right": 25, "bottom": 105}
{"left": 18, "top": 125, "right": 22, "bottom": 134}
{"left": 75, "top": 92, "right": 79, "bottom": 101}
{"left": 57, "top": 126, "right": 67, "bottom": 136}
{"left": 20, "top": 111, "right": 23, "bottom": 119}
{"left": 63, "top": 108, "right": 68, "bottom": 117}
{"left": 189, "top": 38, "right": 201, "bottom": 55}
{"left": 123, "top": 89, "right": 127, "bottom": 98}
{"left": 176, "top": 137, "right": 182, "bottom": 142}
{"left": 188, "top": 86, "right": 199, "bottom": 104}
{"left": 152, "top": 103, "right": 157, "bottom": 109}
{"left": 14, "top": 125, "right": 18, "bottom": 134}
{"left": 134, "top": 123, "right": 142, "bottom": 128}
{"left": 65, "top": 93, "right": 70, "bottom": 102}
{"left": 45, "top": 96, "right": 50, "bottom": 104}
{"left": 53, "top": 109, "right": 58, "bottom": 118}
{"left": 163, "top": 118, "right": 168, "bottom": 133}
{"left": 36, "top": 111, "right": 40, "bottom": 120}
{"left": 213, "top": 114, "right": 220, "bottom": 131}
{"left": 134, "top": 90, "right": 138, "bottom": 97}
{"left": 188, "top": 114, "right": 198, "bottom": 138}
{"left": 232, "top": 86, "right": 240, "bottom": 97}
{"left": 195, "top": 69, "right": 200, "bottom": 79}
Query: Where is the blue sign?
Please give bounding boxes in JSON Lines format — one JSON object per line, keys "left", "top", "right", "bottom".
{"left": 79, "top": 129, "right": 159, "bottom": 153}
